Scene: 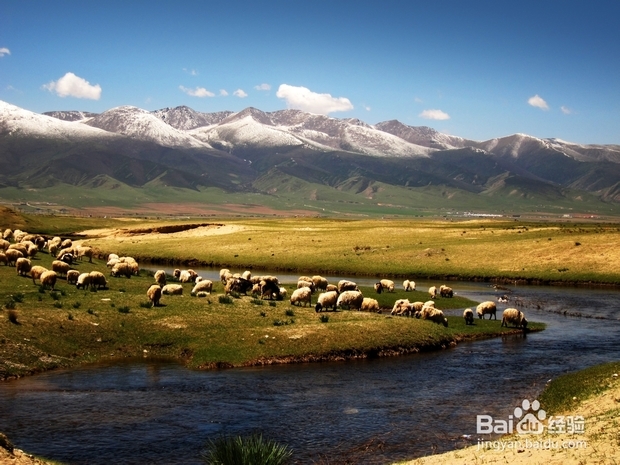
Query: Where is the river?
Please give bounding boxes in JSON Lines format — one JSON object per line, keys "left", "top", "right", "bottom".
{"left": 1, "top": 271, "right": 619, "bottom": 464}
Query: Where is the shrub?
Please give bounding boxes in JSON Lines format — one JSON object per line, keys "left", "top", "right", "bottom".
{"left": 251, "top": 299, "right": 264, "bottom": 306}
{"left": 67, "top": 313, "right": 74, "bottom": 321}
{"left": 139, "top": 301, "right": 152, "bottom": 309}
{"left": 53, "top": 301, "right": 63, "bottom": 309}
{"left": 8, "top": 310, "right": 19, "bottom": 325}
{"left": 269, "top": 302, "right": 277, "bottom": 307}
{"left": 12, "top": 293, "right": 24, "bottom": 303}
{"left": 118, "top": 306, "right": 130, "bottom": 314}
{"left": 219, "top": 296, "right": 233, "bottom": 305}
{"left": 260, "top": 311, "right": 267, "bottom": 317}
{"left": 50, "top": 292, "right": 61, "bottom": 301}
{"left": 72, "top": 302, "right": 81, "bottom": 309}
{"left": 201, "top": 433, "right": 292, "bottom": 465}
{"left": 319, "top": 314, "right": 330, "bottom": 323}
{"left": 38, "top": 286, "right": 46, "bottom": 294}
{"left": 285, "top": 309, "right": 295, "bottom": 317}
{"left": 4, "top": 299, "right": 16, "bottom": 310}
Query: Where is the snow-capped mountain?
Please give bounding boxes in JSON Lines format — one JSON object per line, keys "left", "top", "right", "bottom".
{"left": 42, "top": 110, "right": 98, "bottom": 122}
{"left": 84, "top": 106, "right": 213, "bottom": 149}
{"left": 151, "top": 106, "right": 233, "bottom": 131}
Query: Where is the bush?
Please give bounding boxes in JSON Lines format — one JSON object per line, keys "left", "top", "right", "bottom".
{"left": 319, "top": 314, "right": 330, "bottom": 323}
{"left": 285, "top": 309, "right": 295, "bottom": 317}
{"left": 118, "top": 306, "right": 130, "bottom": 314}
{"left": 7, "top": 310, "right": 19, "bottom": 325}
{"left": 251, "top": 299, "right": 264, "bottom": 306}
{"left": 53, "top": 301, "right": 63, "bottom": 309}
{"left": 201, "top": 433, "right": 292, "bottom": 465}
{"left": 139, "top": 301, "right": 152, "bottom": 309}
{"left": 268, "top": 302, "right": 277, "bottom": 307}
{"left": 12, "top": 293, "right": 24, "bottom": 303}
{"left": 4, "top": 299, "right": 16, "bottom": 310}
{"left": 50, "top": 292, "right": 61, "bottom": 301}
{"left": 72, "top": 301, "right": 81, "bottom": 309}
{"left": 219, "top": 296, "right": 233, "bottom": 305}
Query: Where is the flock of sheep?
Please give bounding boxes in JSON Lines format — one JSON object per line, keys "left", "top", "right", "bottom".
{"left": 1, "top": 227, "right": 527, "bottom": 330}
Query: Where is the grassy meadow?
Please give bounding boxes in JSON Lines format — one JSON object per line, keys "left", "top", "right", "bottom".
{"left": 0, "top": 233, "right": 543, "bottom": 380}
{"left": 75, "top": 216, "right": 620, "bottom": 285}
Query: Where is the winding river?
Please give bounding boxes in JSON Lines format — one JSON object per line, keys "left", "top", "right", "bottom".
{"left": 1, "top": 273, "right": 619, "bottom": 464}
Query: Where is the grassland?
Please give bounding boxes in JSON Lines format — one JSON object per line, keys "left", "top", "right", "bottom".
{"left": 75, "top": 216, "right": 620, "bottom": 285}
{"left": 0, "top": 240, "right": 544, "bottom": 380}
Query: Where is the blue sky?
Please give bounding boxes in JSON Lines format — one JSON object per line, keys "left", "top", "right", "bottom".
{"left": 1, "top": 0, "right": 618, "bottom": 144}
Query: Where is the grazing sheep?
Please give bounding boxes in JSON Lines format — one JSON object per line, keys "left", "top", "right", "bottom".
{"left": 162, "top": 284, "right": 184, "bottom": 295}
{"left": 89, "top": 271, "right": 108, "bottom": 290}
{"left": 67, "top": 269, "right": 80, "bottom": 285}
{"left": 76, "top": 272, "right": 92, "bottom": 290}
{"left": 298, "top": 276, "right": 312, "bottom": 283}
{"left": 428, "top": 286, "right": 438, "bottom": 299}
{"left": 219, "top": 268, "right": 232, "bottom": 284}
{"left": 55, "top": 246, "right": 74, "bottom": 259}
{"left": 154, "top": 270, "right": 167, "bottom": 286}
{"left": 30, "top": 265, "right": 48, "bottom": 284}
{"left": 420, "top": 306, "right": 449, "bottom": 327}
{"left": 26, "top": 243, "right": 38, "bottom": 258}
{"left": 315, "top": 291, "right": 339, "bottom": 312}
{"left": 5, "top": 248, "right": 24, "bottom": 266}
{"left": 147, "top": 285, "right": 162, "bottom": 307}
{"left": 312, "top": 275, "right": 328, "bottom": 291}
{"left": 174, "top": 269, "right": 194, "bottom": 283}
{"left": 40, "top": 270, "right": 58, "bottom": 290}
{"left": 60, "top": 239, "right": 72, "bottom": 249}
{"left": 195, "top": 291, "right": 209, "bottom": 298}
{"left": 8, "top": 243, "right": 28, "bottom": 256}
{"left": 0, "top": 252, "right": 7, "bottom": 266}
{"left": 15, "top": 257, "right": 31, "bottom": 276}
{"left": 76, "top": 246, "right": 94, "bottom": 263}
{"left": 225, "top": 277, "right": 253, "bottom": 295}
{"left": 376, "top": 279, "right": 395, "bottom": 293}
{"left": 361, "top": 297, "right": 380, "bottom": 313}
{"left": 337, "top": 280, "right": 359, "bottom": 293}
{"left": 111, "top": 262, "right": 132, "bottom": 278}
{"left": 439, "top": 285, "right": 454, "bottom": 298}
{"left": 297, "top": 280, "right": 315, "bottom": 292}
{"left": 106, "top": 258, "right": 120, "bottom": 268}
{"left": 463, "top": 308, "right": 474, "bottom": 325}
{"left": 108, "top": 253, "right": 119, "bottom": 261}
{"left": 325, "top": 284, "right": 338, "bottom": 293}
{"left": 48, "top": 243, "right": 60, "bottom": 258}
{"left": 336, "top": 290, "right": 364, "bottom": 311}
{"left": 403, "top": 279, "right": 415, "bottom": 291}
{"left": 290, "top": 287, "right": 313, "bottom": 307}
{"left": 277, "top": 287, "right": 287, "bottom": 300}
{"left": 0, "top": 239, "right": 9, "bottom": 251}
{"left": 2, "top": 228, "right": 12, "bottom": 241}
{"left": 476, "top": 301, "right": 497, "bottom": 320}
{"left": 391, "top": 299, "right": 412, "bottom": 316}
{"left": 191, "top": 280, "right": 213, "bottom": 296}
{"left": 501, "top": 308, "right": 528, "bottom": 329}
{"left": 241, "top": 270, "right": 252, "bottom": 281}
{"left": 52, "top": 260, "right": 71, "bottom": 278}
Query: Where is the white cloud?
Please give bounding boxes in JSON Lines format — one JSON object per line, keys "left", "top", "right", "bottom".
{"left": 233, "top": 89, "right": 248, "bottom": 98}
{"left": 0, "top": 48, "right": 10, "bottom": 57}
{"left": 364, "top": 105, "right": 371, "bottom": 111}
{"left": 276, "top": 84, "right": 353, "bottom": 114}
{"left": 220, "top": 89, "right": 228, "bottom": 96}
{"left": 414, "top": 97, "right": 423, "bottom": 104}
{"left": 179, "top": 85, "right": 215, "bottom": 97}
{"left": 183, "top": 68, "right": 199, "bottom": 76}
{"left": 254, "top": 83, "right": 271, "bottom": 91}
{"left": 561, "top": 106, "right": 573, "bottom": 115}
{"left": 528, "top": 94, "right": 549, "bottom": 110}
{"left": 43, "top": 72, "right": 101, "bottom": 100}
{"left": 418, "top": 109, "right": 450, "bottom": 120}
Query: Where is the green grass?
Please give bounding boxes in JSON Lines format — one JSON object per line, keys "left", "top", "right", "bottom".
{"left": 539, "top": 361, "right": 620, "bottom": 415}
{"left": 0, "top": 246, "right": 540, "bottom": 380}
{"left": 201, "top": 433, "right": 293, "bottom": 465}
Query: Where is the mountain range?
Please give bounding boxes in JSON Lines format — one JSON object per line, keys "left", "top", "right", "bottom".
{"left": 1, "top": 99, "right": 619, "bottom": 217}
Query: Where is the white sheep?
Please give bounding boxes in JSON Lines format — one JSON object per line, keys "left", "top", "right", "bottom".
{"left": 0, "top": 252, "right": 7, "bottom": 266}
{"left": 476, "top": 301, "right": 497, "bottom": 320}
{"left": 60, "top": 239, "right": 72, "bottom": 249}
{"left": 2, "top": 228, "right": 12, "bottom": 241}
{"left": 391, "top": 299, "right": 412, "bottom": 316}
{"left": 76, "top": 272, "right": 92, "bottom": 290}
{"left": 463, "top": 308, "right": 474, "bottom": 325}
{"left": 337, "top": 290, "right": 364, "bottom": 311}
{"left": 219, "top": 268, "right": 232, "bottom": 284}
{"left": 0, "top": 239, "right": 9, "bottom": 251}
{"left": 107, "top": 258, "right": 120, "bottom": 268}
{"left": 290, "top": 287, "right": 313, "bottom": 306}
{"left": 315, "top": 291, "right": 339, "bottom": 312}
{"left": 410, "top": 301, "right": 425, "bottom": 317}
{"left": 147, "top": 285, "right": 162, "bottom": 307}
{"left": 376, "top": 279, "right": 395, "bottom": 293}
{"left": 40, "top": 270, "right": 57, "bottom": 290}
{"left": 76, "top": 246, "right": 94, "bottom": 263}
{"left": 326, "top": 284, "right": 338, "bottom": 293}
{"left": 361, "top": 297, "right": 380, "bottom": 313}
{"left": 241, "top": 270, "right": 252, "bottom": 281}
{"left": 111, "top": 262, "right": 132, "bottom": 278}
{"left": 67, "top": 269, "right": 80, "bottom": 285}
{"left": 403, "top": 279, "right": 415, "bottom": 291}
{"left": 428, "top": 286, "right": 437, "bottom": 299}
{"left": 312, "top": 275, "right": 328, "bottom": 291}
{"left": 52, "top": 260, "right": 71, "bottom": 278}
{"left": 89, "top": 271, "right": 108, "bottom": 290}
{"left": 501, "top": 308, "right": 528, "bottom": 329}
{"left": 5, "top": 248, "right": 23, "bottom": 266}
{"left": 174, "top": 269, "right": 194, "bottom": 283}
{"left": 30, "top": 265, "right": 48, "bottom": 284}
{"left": 108, "top": 253, "right": 119, "bottom": 261}
{"left": 8, "top": 243, "right": 28, "bottom": 256}
{"left": 191, "top": 280, "right": 213, "bottom": 295}
{"left": 439, "top": 285, "right": 454, "bottom": 298}
{"left": 154, "top": 270, "right": 167, "bottom": 286}
{"left": 420, "top": 306, "right": 448, "bottom": 327}
{"left": 162, "top": 284, "right": 184, "bottom": 295}
{"left": 15, "top": 257, "right": 31, "bottom": 276}
{"left": 297, "top": 280, "right": 315, "bottom": 292}
{"left": 337, "top": 280, "right": 358, "bottom": 293}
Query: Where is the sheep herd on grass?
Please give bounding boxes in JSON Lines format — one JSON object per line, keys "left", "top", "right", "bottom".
{"left": 1, "top": 227, "right": 528, "bottom": 330}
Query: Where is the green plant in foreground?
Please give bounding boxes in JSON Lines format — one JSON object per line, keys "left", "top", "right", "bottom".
{"left": 285, "top": 309, "right": 295, "bottom": 317}
{"left": 201, "top": 433, "right": 292, "bottom": 465}
{"left": 53, "top": 301, "right": 63, "bottom": 309}
{"left": 219, "top": 296, "right": 233, "bottom": 305}
{"left": 118, "top": 306, "right": 130, "bottom": 314}
{"left": 319, "top": 314, "right": 329, "bottom": 323}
